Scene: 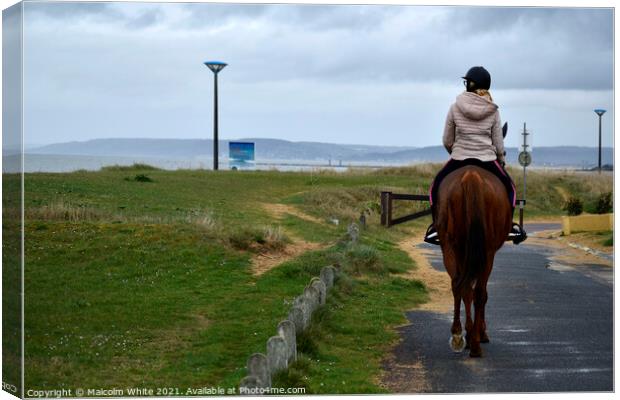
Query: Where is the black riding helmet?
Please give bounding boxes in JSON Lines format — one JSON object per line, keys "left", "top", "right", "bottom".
{"left": 462, "top": 66, "right": 491, "bottom": 91}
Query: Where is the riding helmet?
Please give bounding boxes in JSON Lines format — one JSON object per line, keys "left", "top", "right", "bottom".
{"left": 462, "top": 66, "right": 491, "bottom": 90}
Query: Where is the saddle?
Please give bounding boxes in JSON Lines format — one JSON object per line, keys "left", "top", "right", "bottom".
{"left": 425, "top": 158, "right": 526, "bottom": 246}
{"left": 429, "top": 158, "right": 514, "bottom": 208}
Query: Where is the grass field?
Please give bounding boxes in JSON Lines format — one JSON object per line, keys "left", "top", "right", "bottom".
{"left": 2, "top": 164, "right": 612, "bottom": 394}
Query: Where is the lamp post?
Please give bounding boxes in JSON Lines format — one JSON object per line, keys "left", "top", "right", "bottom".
{"left": 594, "top": 109, "right": 606, "bottom": 173}
{"left": 204, "top": 60, "right": 227, "bottom": 170}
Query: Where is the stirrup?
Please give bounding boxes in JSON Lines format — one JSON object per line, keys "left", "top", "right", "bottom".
{"left": 508, "top": 223, "right": 527, "bottom": 245}
{"left": 424, "top": 224, "right": 440, "bottom": 245}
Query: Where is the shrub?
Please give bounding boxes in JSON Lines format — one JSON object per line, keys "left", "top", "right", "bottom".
{"left": 262, "top": 226, "right": 290, "bottom": 251}
{"left": 563, "top": 196, "right": 583, "bottom": 216}
{"left": 595, "top": 192, "right": 613, "bottom": 214}
{"left": 122, "top": 174, "right": 153, "bottom": 182}
{"left": 343, "top": 243, "right": 382, "bottom": 275}
{"left": 134, "top": 174, "right": 153, "bottom": 182}
{"left": 227, "top": 226, "right": 289, "bottom": 252}
{"left": 227, "top": 228, "right": 264, "bottom": 250}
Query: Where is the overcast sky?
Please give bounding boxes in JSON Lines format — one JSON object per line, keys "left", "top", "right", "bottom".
{"left": 11, "top": 2, "right": 615, "bottom": 148}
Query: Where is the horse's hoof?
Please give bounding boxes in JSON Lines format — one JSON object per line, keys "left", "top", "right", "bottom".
{"left": 480, "top": 333, "right": 490, "bottom": 343}
{"left": 449, "top": 334, "right": 466, "bottom": 353}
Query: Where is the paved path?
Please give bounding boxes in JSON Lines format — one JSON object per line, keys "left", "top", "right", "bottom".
{"left": 383, "top": 223, "right": 613, "bottom": 393}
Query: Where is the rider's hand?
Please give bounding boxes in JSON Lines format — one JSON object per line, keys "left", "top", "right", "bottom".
{"left": 498, "top": 155, "right": 506, "bottom": 168}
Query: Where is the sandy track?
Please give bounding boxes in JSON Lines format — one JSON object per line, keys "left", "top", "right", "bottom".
{"left": 250, "top": 203, "right": 328, "bottom": 275}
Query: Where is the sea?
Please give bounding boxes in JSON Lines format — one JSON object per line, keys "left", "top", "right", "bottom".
{"left": 2, "top": 154, "right": 408, "bottom": 174}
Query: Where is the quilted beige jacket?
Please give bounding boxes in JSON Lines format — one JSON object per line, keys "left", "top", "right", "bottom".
{"left": 443, "top": 91, "right": 505, "bottom": 162}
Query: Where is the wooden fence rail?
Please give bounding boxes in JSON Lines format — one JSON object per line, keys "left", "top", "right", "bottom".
{"left": 380, "top": 191, "right": 525, "bottom": 231}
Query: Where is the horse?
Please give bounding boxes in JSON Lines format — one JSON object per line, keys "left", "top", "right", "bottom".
{"left": 435, "top": 165, "right": 512, "bottom": 357}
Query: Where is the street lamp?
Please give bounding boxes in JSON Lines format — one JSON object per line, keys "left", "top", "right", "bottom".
{"left": 204, "top": 60, "right": 227, "bottom": 170}
{"left": 594, "top": 109, "right": 606, "bottom": 173}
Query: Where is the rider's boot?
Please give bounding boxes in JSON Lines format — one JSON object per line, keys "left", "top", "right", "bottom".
{"left": 508, "top": 223, "right": 527, "bottom": 244}
{"left": 424, "top": 222, "right": 440, "bottom": 245}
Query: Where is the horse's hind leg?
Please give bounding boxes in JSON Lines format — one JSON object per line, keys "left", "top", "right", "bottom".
{"left": 451, "top": 288, "right": 462, "bottom": 335}
{"left": 479, "top": 262, "right": 492, "bottom": 343}
{"left": 443, "top": 247, "right": 465, "bottom": 352}
{"left": 469, "top": 283, "right": 488, "bottom": 357}
{"left": 479, "top": 285, "right": 490, "bottom": 343}
{"left": 463, "top": 289, "right": 474, "bottom": 351}
{"left": 449, "top": 286, "right": 465, "bottom": 352}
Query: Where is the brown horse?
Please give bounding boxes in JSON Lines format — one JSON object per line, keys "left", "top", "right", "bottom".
{"left": 435, "top": 165, "right": 512, "bottom": 357}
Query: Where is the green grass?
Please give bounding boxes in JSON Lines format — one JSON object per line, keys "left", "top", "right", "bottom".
{"left": 593, "top": 230, "right": 614, "bottom": 247}
{"left": 2, "top": 173, "right": 23, "bottom": 396}
{"left": 1, "top": 164, "right": 612, "bottom": 394}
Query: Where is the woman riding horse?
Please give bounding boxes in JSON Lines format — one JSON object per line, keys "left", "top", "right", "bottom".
{"left": 424, "top": 66, "right": 526, "bottom": 245}
{"left": 423, "top": 66, "right": 527, "bottom": 357}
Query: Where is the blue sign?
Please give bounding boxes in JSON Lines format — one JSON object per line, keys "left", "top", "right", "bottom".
{"left": 229, "top": 142, "right": 255, "bottom": 170}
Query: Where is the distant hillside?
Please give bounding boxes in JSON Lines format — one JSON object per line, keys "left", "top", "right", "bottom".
{"left": 30, "top": 138, "right": 416, "bottom": 161}
{"left": 350, "top": 145, "right": 614, "bottom": 167}
{"left": 29, "top": 138, "right": 613, "bottom": 167}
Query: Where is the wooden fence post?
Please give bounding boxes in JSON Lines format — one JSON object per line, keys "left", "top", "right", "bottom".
{"left": 380, "top": 191, "right": 389, "bottom": 226}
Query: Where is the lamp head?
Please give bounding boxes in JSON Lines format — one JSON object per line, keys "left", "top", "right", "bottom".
{"left": 594, "top": 109, "right": 606, "bottom": 116}
{"left": 204, "top": 61, "right": 227, "bottom": 74}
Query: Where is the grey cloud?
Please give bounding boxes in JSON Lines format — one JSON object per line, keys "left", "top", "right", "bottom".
{"left": 21, "top": 4, "right": 613, "bottom": 94}
{"left": 24, "top": 1, "right": 122, "bottom": 20}
{"left": 177, "top": 3, "right": 396, "bottom": 31}
{"left": 459, "top": 7, "right": 612, "bottom": 50}
{"left": 179, "top": 3, "right": 268, "bottom": 28}
{"left": 124, "top": 7, "right": 162, "bottom": 30}
{"left": 264, "top": 4, "right": 399, "bottom": 31}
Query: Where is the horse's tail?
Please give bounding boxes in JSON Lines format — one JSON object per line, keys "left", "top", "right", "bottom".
{"left": 455, "top": 170, "right": 487, "bottom": 295}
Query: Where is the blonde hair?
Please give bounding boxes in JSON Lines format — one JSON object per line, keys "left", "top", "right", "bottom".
{"left": 475, "top": 89, "right": 493, "bottom": 102}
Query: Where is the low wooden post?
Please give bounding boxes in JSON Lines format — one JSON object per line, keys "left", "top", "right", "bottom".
{"left": 518, "top": 199, "right": 525, "bottom": 228}
{"left": 387, "top": 192, "right": 393, "bottom": 228}
{"left": 380, "top": 191, "right": 389, "bottom": 226}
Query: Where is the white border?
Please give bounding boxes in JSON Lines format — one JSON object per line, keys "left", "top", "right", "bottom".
{"left": 0, "top": 2, "right": 616, "bottom": 400}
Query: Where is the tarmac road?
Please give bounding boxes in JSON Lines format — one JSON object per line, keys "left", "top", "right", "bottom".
{"left": 382, "top": 223, "right": 613, "bottom": 393}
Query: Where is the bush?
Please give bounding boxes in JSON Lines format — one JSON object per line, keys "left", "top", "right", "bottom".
{"left": 563, "top": 196, "right": 583, "bottom": 216}
{"left": 227, "top": 228, "right": 264, "bottom": 250}
{"left": 123, "top": 174, "right": 154, "bottom": 182}
{"left": 134, "top": 174, "right": 153, "bottom": 182}
{"left": 226, "top": 226, "right": 289, "bottom": 252}
{"left": 343, "top": 243, "right": 382, "bottom": 275}
{"left": 595, "top": 192, "right": 613, "bottom": 214}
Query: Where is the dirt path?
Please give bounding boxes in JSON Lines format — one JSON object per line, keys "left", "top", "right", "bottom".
{"left": 250, "top": 203, "right": 328, "bottom": 276}
{"left": 262, "top": 203, "right": 325, "bottom": 225}
{"left": 396, "top": 232, "right": 452, "bottom": 313}
{"left": 251, "top": 240, "right": 323, "bottom": 276}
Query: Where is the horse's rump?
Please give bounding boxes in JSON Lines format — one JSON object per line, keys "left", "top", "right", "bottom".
{"left": 437, "top": 166, "right": 511, "bottom": 294}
